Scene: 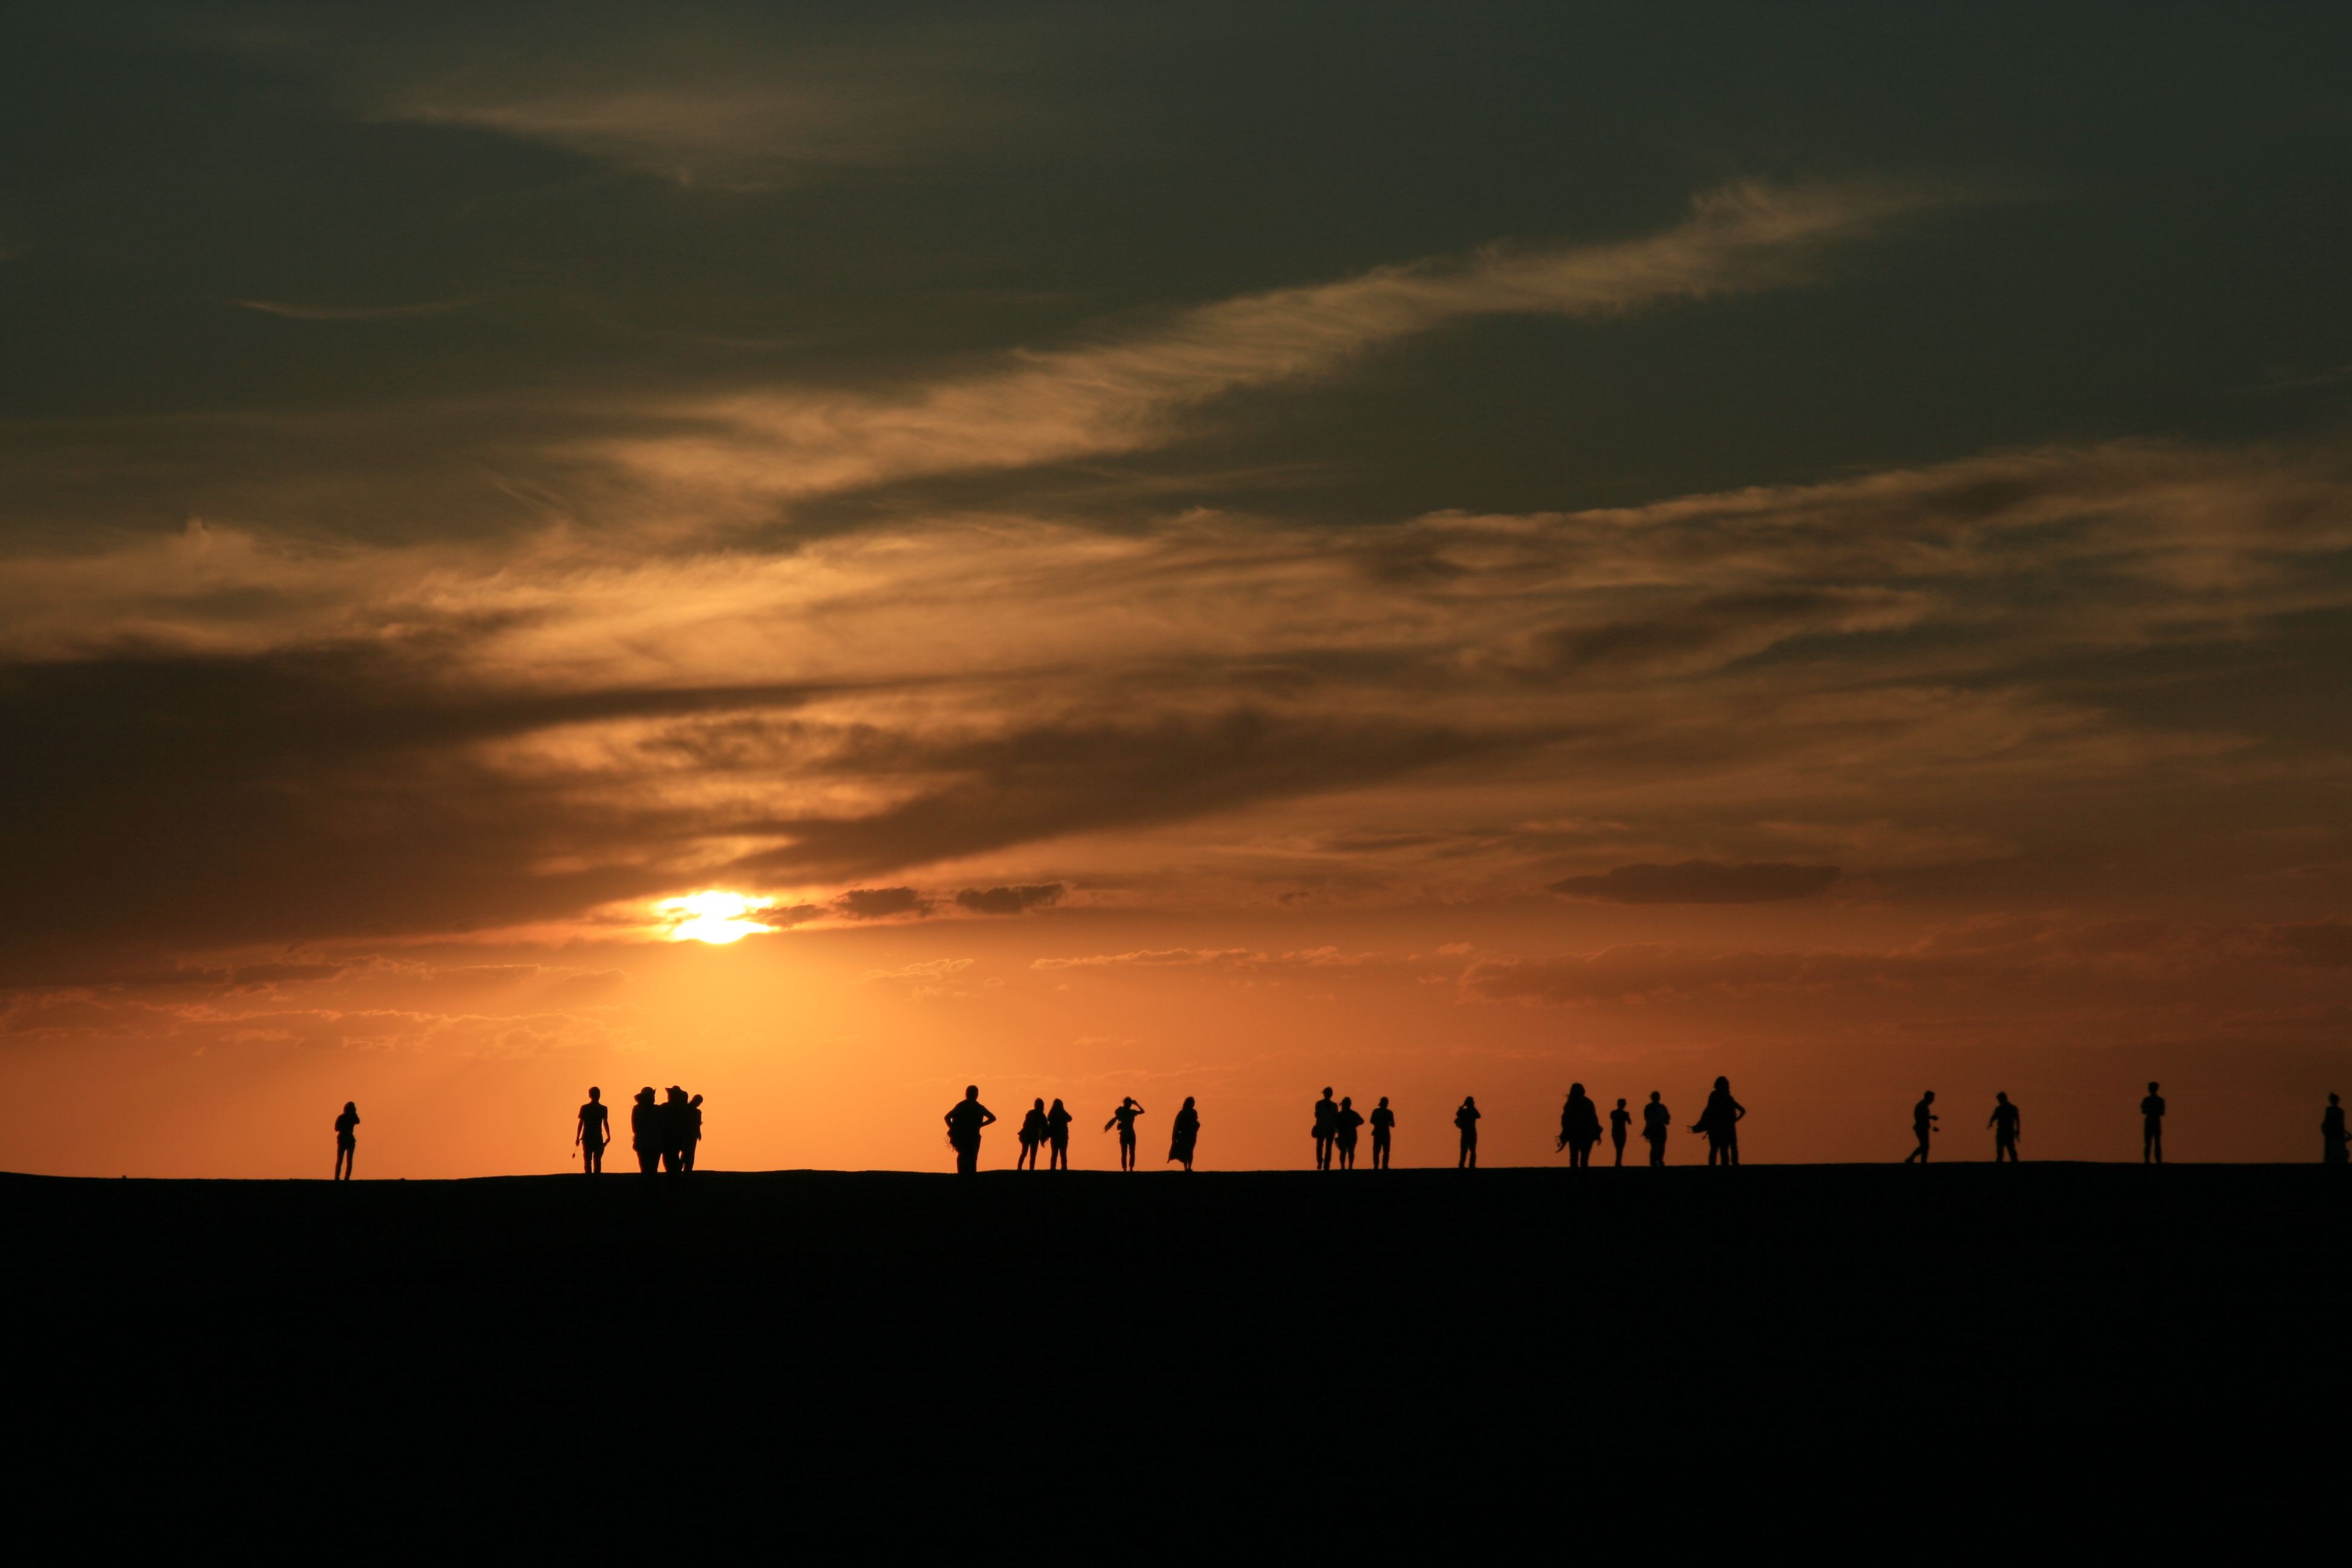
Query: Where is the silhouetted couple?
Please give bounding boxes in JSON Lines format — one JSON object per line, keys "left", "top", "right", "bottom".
{"left": 1105, "top": 1097, "right": 1148, "bottom": 1171}
{"left": 1555, "top": 1084, "right": 1602, "bottom": 1168}
{"left": 630, "top": 1085, "right": 704, "bottom": 1176}
{"left": 946, "top": 1085, "right": 996, "bottom": 1174}
{"left": 333, "top": 1101, "right": 359, "bottom": 1180}
{"left": 1691, "top": 1077, "right": 1744, "bottom": 1166}
{"left": 1016, "top": 1098, "right": 1073, "bottom": 1170}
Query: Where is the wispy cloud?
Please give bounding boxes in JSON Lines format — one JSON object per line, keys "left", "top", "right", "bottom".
{"left": 234, "top": 298, "right": 472, "bottom": 322}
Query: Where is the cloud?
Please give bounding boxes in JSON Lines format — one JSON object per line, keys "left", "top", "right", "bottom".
{"left": 234, "top": 299, "right": 471, "bottom": 322}
{"left": 954, "top": 883, "right": 1064, "bottom": 915}
{"left": 1033, "top": 948, "right": 1254, "bottom": 971}
{"left": 1548, "top": 861, "right": 1843, "bottom": 904}
{"left": 861, "top": 958, "right": 974, "bottom": 983}
{"left": 832, "top": 886, "right": 931, "bottom": 920}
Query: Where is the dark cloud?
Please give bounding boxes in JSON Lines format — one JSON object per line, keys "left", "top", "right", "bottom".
{"left": 954, "top": 883, "right": 1063, "bottom": 915}
{"left": 1548, "top": 860, "right": 1843, "bottom": 904}
{"left": 228, "top": 961, "right": 349, "bottom": 987}
{"left": 1517, "top": 590, "right": 1919, "bottom": 678}
{"left": 756, "top": 903, "right": 829, "bottom": 928}
{"left": 832, "top": 886, "right": 930, "bottom": 920}
{"left": 2274, "top": 920, "right": 2352, "bottom": 968}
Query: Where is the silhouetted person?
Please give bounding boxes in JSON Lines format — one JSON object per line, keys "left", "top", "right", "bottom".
{"left": 631, "top": 1088, "right": 659, "bottom": 1175}
{"left": 1313, "top": 1088, "right": 1338, "bottom": 1171}
{"left": 660, "top": 1086, "right": 691, "bottom": 1175}
{"left": 1105, "top": 1096, "right": 1147, "bottom": 1172}
{"left": 1692, "top": 1077, "right": 1745, "bottom": 1166}
{"left": 1047, "top": 1097, "right": 1073, "bottom": 1170}
{"left": 2142, "top": 1082, "right": 2166, "bottom": 1165}
{"left": 946, "top": 1085, "right": 996, "bottom": 1175}
{"left": 1169, "top": 1096, "right": 1201, "bottom": 1171}
{"left": 2323, "top": 1093, "right": 2345, "bottom": 1166}
{"left": 1904, "top": 1091, "right": 1938, "bottom": 1165}
{"left": 1609, "top": 1099, "right": 1631, "bottom": 1166}
{"left": 1335, "top": 1096, "right": 1365, "bottom": 1170}
{"left": 1989, "top": 1092, "right": 2022, "bottom": 1163}
{"left": 683, "top": 1093, "right": 704, "bottom": 1173}
{"left": 1642, "top": 1092, "right": 1670, "bottom": 1167}
{"left": 333, "top": 1101, "right": 359, "bottom": 1181}
{"left": 1018, "top": 1098, "right": 1049, "bottom": 1170}
{"left": 1455, "top": 1097, "right": 1480, "bottom": 1169}
{"left": 1370, "top": 1097, "right": 1395, "bottom": 1169}
{"left": 577, "top": 1087, "right": 609, "bottom": 1175}
{"left": 1557, "top": 1083, "right": 1602, "bottom": 1169}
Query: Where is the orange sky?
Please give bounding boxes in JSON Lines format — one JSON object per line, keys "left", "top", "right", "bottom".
{"left": 2, "top": 6, "right": 2348, "bottom": 1175}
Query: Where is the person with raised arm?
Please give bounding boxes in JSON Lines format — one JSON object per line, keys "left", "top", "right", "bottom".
{"left": 946, "top": 1085, "right": 996, "bottom": 1175}
{"left": 1454, "top": 1096, "right": 1481, "bottom": 1169}
{"left": 1105, "top": 1096, "right": 1147, "bottom": 1172}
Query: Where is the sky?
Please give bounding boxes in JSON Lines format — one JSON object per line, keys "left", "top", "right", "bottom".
{"left": 3, "top": 2, "right": 2349, "bottom": 1175}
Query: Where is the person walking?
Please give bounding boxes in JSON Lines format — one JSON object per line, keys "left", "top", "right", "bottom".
{"left": 576, "top": 1087, "right": 609, "bottom": 1175}
{"left": 1903, "top": 1091, "right": 1938, "bottom": 1165}
{"left": 1454, "top": 1096, "right": 1481, "bottom": 1169}
{"left": 1168, "top": 1097, "right": 1201, "bottom": 1171}
{"left": 2141, "top": 1082, "right": 2166, "bottom": 1165}
{"left": 1609, "top": 1099, "right": 1631, "bottom": 1167}
{"left": 332, "top": 1101, "right": 359, "bottom": 1181}
{"left": 1335, "top": 1096, "right": 1365, "bottom": 1170}
{"left": 1641, "top": 1091, "right": 1670, "bottom": 1167}
{"left": 1369, "top": 1097, "right": 1396, "bottom": 1169}
{"left": 1105, "top": 1096, "right": 1147, "bottom": 1172}
{"left": 1557, "top": 1084, "right": 1602, "bottom": 1169}
{"left": 1989, "top": 1092, "right": 2022, "bottom": 1163}
{"left": 1312, "top": 1088, "right": 1339, "bottom": 1171}
{"left": 1017, "top": 1098, "right": 1050, "bottom": 1170}
{"left": 945, "top": 1085, "right": 996, "bottom": 1174}
{"left": 1046, "top": 1097, "right": 1073, "bottom": 1170}
{"left": 630, "top": 1087, "right": 660, "bottom": 1176}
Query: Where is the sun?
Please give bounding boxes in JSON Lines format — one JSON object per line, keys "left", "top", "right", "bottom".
{"left": 658, "top": 890, "right": 775, "bottom": 945}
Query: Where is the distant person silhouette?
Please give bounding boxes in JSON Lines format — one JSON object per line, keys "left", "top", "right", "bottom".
{"left": 1046, "top": 1097, "right": 1073, "bottom": 1170}
{"left": 946, "top": 1085, "right": 996, "bottom": 1174}
{"left": 683, "top": 1093, "right": 704, "bottom": 1173}
{"left": 333, "top": 1101, "right": 359, "bottom": 1181}
{"left": 1369, "top": 1097, "right": 1395, "bottom": 1169}
{"left": 1609, "top": 1099, "right": 1631, "bottom": 1166}
{"left": 631, "top": 1088, "right": 659, "bottom": 1175}
{"left": 1018, "top": 1098, "right": 1050, "bottom": 1170}
{"left": 1989, "top": 1092, "right": 2022, "bottom": 1163}
{"left": 2322, "top": 1093, "right": 2345, "bottom": 1166}
{"left": 1904, "top": 1091, "right": 1939, "bottom": 1165}
{"left": 660, "top": 1086, "right": 691, "bottom": 1175}
{"left": 1455, "top": 1097, "right": 1480, "bottom": 1169}
{"left": 2141, "top": 1082, "right": 2166, "bottom": 1165}
{"left": 1692, "top": 1077, "right": 1745, "bottom": 1166}
{"left": 1169, "top": 1096, "right": 1201, "bottom": 1171}
{"left": 576, "top": 1087, "right": 609, "bottom": 1175}
{"left": 1557, "top": 1084, "right": 1602, "bottom": 1169}
{"left": 1642, "top": 1092, "right": 1670, "bottom": 1167}
{"left": 1335, "top": 1096, "right": 1365, "bottom": 1170}
{"left": 1313, "top": 1088, "right": 1339, "bottom": 1171}
{"left": 1105, "top": 1096, "right": 1147, "bottom": 1172}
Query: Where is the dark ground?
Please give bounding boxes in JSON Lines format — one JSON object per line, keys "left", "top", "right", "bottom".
{"left": 8, "top": 1163, "right": 2342, "bottom": 1546}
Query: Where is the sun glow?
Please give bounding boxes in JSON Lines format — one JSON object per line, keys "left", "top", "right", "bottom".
{"left": 659, "top": 890, "right": 774, "bottom": 944}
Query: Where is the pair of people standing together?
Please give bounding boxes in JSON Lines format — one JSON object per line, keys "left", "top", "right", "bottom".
{"left": 595, "top": 1085, "right": 701, "bottom": 1175}
{"left": 953, "top": 1088, "right": 1204, "bottom": 1171}
{"left": 1311, "top": 1089, "right": 1398, "bottom": 1170}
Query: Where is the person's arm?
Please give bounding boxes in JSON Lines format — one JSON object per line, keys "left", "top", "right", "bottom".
{"left": 1730, "top": 1101, "right": 1745, "bottom": 1122}
{"left": 979, "top": 1107, "right": 996, "bottom": 1127}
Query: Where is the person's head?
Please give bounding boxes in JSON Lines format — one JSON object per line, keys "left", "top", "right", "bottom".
{"left": 637, "top": 1086, "right": 655, "bottom": 1105}
{"left": 342, "top": 1100, "right": 356, "bottom": 1115}
{"left": 587, "top": 1086, "right": 601, "bottom": 1103}
{"left": 1341, "top": 1095, "right": 1352, "bottom": 1109}
{"left": 1321, "top": 1086, "right": 1333, "bottom": 1099}
{"left": 1996, "top": 1091, "right": 2009, "bottom": 1105}
{"left": 1377, "top": 1096, "right": 1389, "bottom": 1108}
{"left": 1649, "top": 1091, "right": 1661, "bottom": 1103}
{"left": 1183, "top": 1096, "right": 1195, "bottom": 1110}
{"left": 1463, "top": 1095, "right": 1476, "bottom": 1106}
{"left": 1033, "top": 1097, "right": 1045, "bottom": 1111}
{"left": 1569, "top": 1081, "right": 1584, "bottom": 1098}
{"left": 1050, "top": 1097, "right": 1065, "bottom": 1114}
{"left": 2331, "top": 1093, "right": 2341, "bottom": 1106}
{"left": 964, "top": 1084, "right": 979, "bottom": 1101}
{"left": 2149, "top": 1081, "right": 2160, "bottom": 1093}
{"left": 666, "top": 1085, "right": 685, "bottom": 1103}
{"left": 1616, "top": 1098, "right": 1627, "bottom": 1108}
{"left": 1714, "top": 1076, "right": 1730, "bottom": 1090}
{"left": 1122, "top": 1096, "right": 1135, "bottom": 1108}
{"left": 1923, "top": 1090, "right": 1935, "bottom": 1103}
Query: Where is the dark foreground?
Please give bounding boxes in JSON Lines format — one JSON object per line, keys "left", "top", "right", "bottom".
{"left": 9, "top": 1164, "right": 2342, "bottom": 1543}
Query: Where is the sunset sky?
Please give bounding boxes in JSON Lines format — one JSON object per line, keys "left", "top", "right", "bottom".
{"left": 5, "top": 3, "right": 2348, "bottom": 1175}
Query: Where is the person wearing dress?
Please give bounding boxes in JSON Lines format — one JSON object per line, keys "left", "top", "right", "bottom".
{"left": 1168, "top": 1097, "right": 1201, "bottom": 1171}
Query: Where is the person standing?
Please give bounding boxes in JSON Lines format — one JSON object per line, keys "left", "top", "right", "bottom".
{"left": 1609, "top": 1099, "right": 1631, "bottom": 1167}
{"left": 1105, "top": 1096, "right": 1147, "bottom": 1172}
{"left": 1046, "top": 1097, "right": 1073, "bottom": 1170}
{"left": 1168, "top": 1097, "right": 1201, "bottom": 1171}
{"left": 1558, "top": 1084, "right": 1601, "bottom": 1169}
{"left": 659, "top": 1086, "right": 691, "bottom": 1175}
{"left": 1903, "top": 1091, "right": 1938, "bottom": 1165}
{"left": 2141, "top": 1082, "right": 2166, "bottom": 1165}
{"left": 1989, "top": 1093, "right": 2022, "bottom": 1163}
{"left": 576, "top": 1088, "right": 609, "bottom": 1175}
{"left": 1693, "top": 1077, "right": 1745, "bottom": 1166}
{"left": 1369, "top": 1097, "right": 1396, "bottom": 1169}
{"left": 682, "top": 1093, "right": 704, "bottom": 1173}
{"left": 946, "top": 1085, "right": 996, "bottom": 1175}
{"left": 1018, "top": 1098, "right": 1050, "bottom": 1170}
{"left": 630, "top": 1087, "right": 659, "bottom": 1176}
{"left": 1335, "top": 1096, "right": 1365, "bottom": 1170}
{"left": 2322, "top": 1093, "right": 2345, "bottom": 1165}
{"left": 333, "top": 1102, "right": 359, "bottom": 1181}
{"left": 1313, "top": 1088, "right": 1339, "bottom": 1171}
{"left": 1641, "top": 1092, "right": 1670, "bottom": 1168}
{"left": 1454, "top": 1096, "right": 1481, "bottom": 1169}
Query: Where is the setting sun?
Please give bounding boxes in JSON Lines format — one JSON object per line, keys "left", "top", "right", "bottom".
{"left": 659, "top": 891, "right": 774, "bottom": 945}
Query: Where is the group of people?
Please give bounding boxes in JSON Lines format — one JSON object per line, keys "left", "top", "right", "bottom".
{"left": 570, "top": 1085, "right": 704, "bottom": 1175}
{"left": 1549, "top": 1084, "right": 1722, "bottom": 1168}
{"left": 944, "top": 1088, "right": 1207, "bottom": 1173}
{"left": 1309, "top": 1089, "right": 1401, "bottom": 1169}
